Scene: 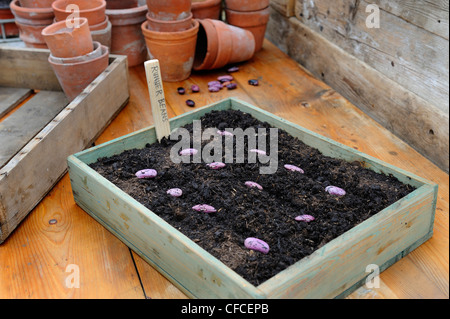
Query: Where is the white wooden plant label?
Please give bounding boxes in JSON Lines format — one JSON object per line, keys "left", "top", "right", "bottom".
{"left": 144, "top": 59, "right": 171, "bottom": 142}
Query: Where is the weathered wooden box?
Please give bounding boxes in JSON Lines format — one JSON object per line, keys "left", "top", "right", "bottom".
{"left": 0, "top": 46, "right": 129, "bottom": 244}
{"left": 68, "top": 98, "right": 437, "bottom": 299}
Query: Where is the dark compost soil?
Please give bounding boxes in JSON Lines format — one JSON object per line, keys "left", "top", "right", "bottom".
{"left": 90, "top": 109, "right": 415, "bottom": 286}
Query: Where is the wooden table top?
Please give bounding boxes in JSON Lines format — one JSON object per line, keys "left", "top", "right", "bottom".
{"left": 0, "top": 40, "right": 448, "bottom": 299}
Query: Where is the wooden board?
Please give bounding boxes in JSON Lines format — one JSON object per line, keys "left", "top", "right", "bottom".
{"left": 294, "top": 0, "right": 449, "bottom": 113}
{"left": 0, "top": 91, "right": 68, "bottom": 168}
{"left": 0, "top": 87, "right": 32, "bottom": 119}
{"left": 68, "top": 97, "right": 437, "bottom": 299}
{"left": 266, "top": 8, "right": 449, "bottom": 173}
{"left": 0, "top": 47, "right": 130, "bottom": 244}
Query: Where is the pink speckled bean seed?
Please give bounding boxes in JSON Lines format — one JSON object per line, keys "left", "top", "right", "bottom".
{"left": 244, "top": 237, "right": 270, "bottom": 254}
{"left": 325, "top": 186, "right": 346, "bottom": 196}
{"left": 295, "top": 215, "right": 315, "bottom": 222}
{"left": 284, "top": 164, "right": 304, "bottom": 173}
{"left": 208, "top": 80, "right": 221, "bottom": 87}
{"left": 179, "top": 148, "right": 198, "bottom": 156}
{"left": 218, "top": 75, "right": 233, "bottom": 82}
{"left": 207, "top": 162, "right": 226, "bottom": 169}
{"left": 167, "top": 188, "right": 183, "bottom": 197}
{"left": 217, "top": 130, "right": 234, "bottom": 137}
{"left": 245, "top": 181, "right": 263, "bottom": 190}
{"left": 192, "top": 204, "right": 217, "bottom": 213}
{"left": 250, "top": 149, "right": 267, "bottom": 155}
{"left": 135, "top": 169, "right": 157, "bottom": 179}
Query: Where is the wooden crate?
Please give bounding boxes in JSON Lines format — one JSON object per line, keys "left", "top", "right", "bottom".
{"left": 0, "top": 46, "right": 130, "bottom": 244}
{"left": 67, "top": 98, "right": 437, "bottom": 299}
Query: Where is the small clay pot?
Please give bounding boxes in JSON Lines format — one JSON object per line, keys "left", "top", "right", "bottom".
{"left": 10, "top": 0, "right": 54, "bottom": 23}
{"left": 225, "top": 7, "right": 269, "bottom": 52}
{"left": 105, "top": 0, "right": 138, "bottom": 9}
{"left": 193, "top": 19, "right": 255, "bottom": 71}
{"left": 191, "top": 0, "right": 221, "bottom": 20}
{"left": 49, "top": 44, "right": 110, "bottom": 101}
{"left": 53, "top": 0, "right": 106, "bottom": 26}
{"left": 49, "top": 41, "right": 102, "bottom": 64}
{"left": 145, "top": 11, "right": 192, "bottom": 32}
{"left": 146, "top": 0, "right": 191, "bottom": 21}
{"left": 224, "top": 0, "right": 269, "bottom": 12}
{"left": 42, "top": 17, "right": 93, "bottom": 58}
{"left": 0, "top": 7, "right": 19, "bottom": 37}
{"left": 106, "top": 1, "right": 148, "bottom": 67}
{"left": 141, "top": 19, "right": 199, "bottom": 82}
{"left": 18, "top": 0, "right": 55, "bottom": 8}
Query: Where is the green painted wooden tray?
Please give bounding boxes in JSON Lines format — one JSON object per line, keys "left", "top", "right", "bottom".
{"left": 67, "top": 98, "right": 437, "bottom": 299}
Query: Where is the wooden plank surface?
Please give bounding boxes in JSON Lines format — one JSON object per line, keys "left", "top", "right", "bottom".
{"left": 0, "top": 91, "right": 68, "bottom": 169}
{"left": 294, "top": 0, "right": 449, "bottom": 113}
{"left": 0, "top": 40, "right": 447, "bottom": 299}
{"left": 0, "top": 87, "right": 32, "bottom": 119}
{"left": 266, "top": 8, "right": 449, "bottom": 173}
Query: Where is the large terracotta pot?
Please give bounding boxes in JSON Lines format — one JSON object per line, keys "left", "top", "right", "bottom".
{"left": 49, "top": 44, "right": 109, "bottom": 101}
{"left": 42, "top": 17, "right": 93, "bottom": 58}
{"left": 10, "top": 0, "right": 53, "bottom": 23}
{"left": 141, "top": 19, "right": 199, "bottom": 82}
{"left": 146, "top": 0, "right": 191, "bottom": 21}
{"left": 15, "top": 19, "right": 47, "bottom": 47}
{"left": 106, "top": 1, "right": 148, "bottom": 67}
{"left": 193, "top": 18, "right": 255, "bottom": 71}
{"left": 52, "top": 0, "right": 106, "bottom": 26}
{"left": 18, "top": 0, "right": 55, "bottom": 8}
{"left": 225, "top": 6, "right": 269, "bottom": 52}
{"left": 224, "top": 0, "right": 269, "bottom": 12}
{"left": 191, "top": 0, "right": 221, "bottom": 20}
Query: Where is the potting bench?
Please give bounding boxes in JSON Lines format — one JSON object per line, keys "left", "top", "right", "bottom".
{"left": 0, "top": 40, "right": 448, "bottom": 299}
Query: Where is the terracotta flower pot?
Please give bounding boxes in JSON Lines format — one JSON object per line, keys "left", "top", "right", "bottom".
{"left": 53, "top": 0, "right": 106, "bottom": 26}
{"left": 18, "top": 0, "right": 55, "bottom": 8}
{"left": 224, "top": 0, "right": 269, "bottom": 12}
{"left": 14, "top": 19, "right": 47, "bottom": 47}
{"left": 49, "top": 44, "right": 109, "bottom": 101}
{"left": 225, "top": 6, "right": 269, "bottom": 52}
{"left": 193, "top": 19, "right": 255, "bottom": 71}
{"left": 0, "top": 7, "right": 19, "bottom": 37}
{"left": 141, "top": 19, "right": 199, "bottom": 82}
{"left": 145, "top": 11, "right": 192, "bottom": 32}
{"left": 191, "top": 0, "right": 221, "bottom": 20}
{"left": 105, "top": 0, "right": 137, "bottom": 9}
{"left": 10, "top": 0, "right": 54, "bottom": 24}
{"left": 146, "top": 0, "right": 191, "bottom": 21}
{"left": 49, "top": 41, "right": 102, "bottom": 64}
{"left": 42, "top": 17, "right": 93, "bottom": 58}
{"left": 106, "top": 2, "right": 148, "bottom": 67}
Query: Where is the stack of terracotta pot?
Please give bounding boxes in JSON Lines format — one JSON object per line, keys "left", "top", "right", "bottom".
{"left": 42, "top": 17, "right": 109, "bottom": 101}
{"left": 105, "top": 0, "right": 148, "bottom": 67}
{"left": 141, "top": 0, "right": 199, "bottom": 82}
{"left": 224, "top": 0, "right": 270, "bottom": 52}
{"left": 52, "top": 0, "right": 111, "bottom": 50}
{"left": 10, "top": 0, "right": 55, "bottom": 48}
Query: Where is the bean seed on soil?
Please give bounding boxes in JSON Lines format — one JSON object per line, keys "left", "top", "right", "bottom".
{"left": 325, "top": 186, "right": 346, "bottom": 196}
{"left": 244, "top": 237, "right": 270, "bottom": 254}
{"left": 192, "top": 204, "right": 217, "bottom": 213}
{"left": 207, "top": 162, "right": 226, "bottom": 169}
{"left": 284, "top": 164, "right": 304, "bottom": 173}
{"left": 135, "top": 169, "right": 157, "bottom": 179}
{"left": 179, "top": 148, "right": 198, "bottom": 156}
{"left": 167, "top": 188, "right": 183, "bottom": 197}
{"left": 245, "top": 181, "right": 263, "bottom": 190}
{"left": 295, "top": 215, "right": 315, "bottom": 222}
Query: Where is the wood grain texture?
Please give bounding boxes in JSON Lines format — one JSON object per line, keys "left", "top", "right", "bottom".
{"left": 0, "top": 87, "right": 32, "bottom": 119}
{"left": 0, "top": 40, "right": 447, "bottom": 299}
{"left": 294, "top": 0, "right": 449, "bottom": 114}
{"left": 266, "top": 8, "right": 449, "bottom": 173}
{"left": 270, "top": 0, "right": 296, "bottom": 17}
